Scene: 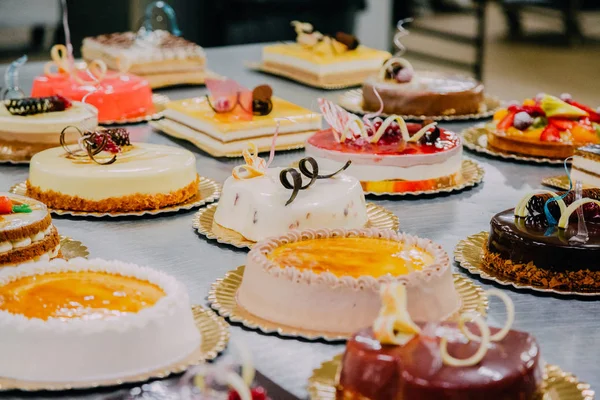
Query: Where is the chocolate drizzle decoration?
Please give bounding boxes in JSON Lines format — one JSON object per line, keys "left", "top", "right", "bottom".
{"left": 279, "top": 158, "right": 351, "bottom": 206}
{"left": 5, "top": 95, "right": 71, "bottom": 116}
{"left": 60, "top": 126, "right": 130, "bottom": 165}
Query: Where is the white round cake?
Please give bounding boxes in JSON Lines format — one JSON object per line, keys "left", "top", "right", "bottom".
{"left": 0, "top": 258, "right": 200, "bottom": 382}
{"left": 214, "top": 168, "right": 368, "bottom": 241}
{"left": 28, "top": 142, "right": 199, "bottom": 212}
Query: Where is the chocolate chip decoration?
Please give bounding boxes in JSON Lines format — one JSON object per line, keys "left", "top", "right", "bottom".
{"left": 335, "top": 32, "right": 359, "bottom": 50}
{"left": 251, "top": 84, "right": 273, "bottom": 116}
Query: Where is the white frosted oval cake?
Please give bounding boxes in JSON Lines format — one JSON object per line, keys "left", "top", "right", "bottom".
{"left": 213, "top": 146, "right": 368, "bottom": 242}
{"left": 0, "top": 97, "right": 97, "bottom": 161}
{"left": 0, "top": 258, "right": 200, "bottom": 382}
{"left": 238, "top": 228, "right": 460, "bottom": 335}
{"left": 0, "top": 192, "right": 61, "bottom": 267}
{"left": 27, "top": 129, "right": 199, "bottom": 213}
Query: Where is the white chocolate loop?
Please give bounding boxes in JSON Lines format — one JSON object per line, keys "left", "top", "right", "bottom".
{"left": 440, "top": 314, "right": 491, "bottom": 367}
{"left": 558, "top": 198, "right": 600, "bottom": 229}
{"left": 514, "top": 190, "right": 566, "bottom": 218}
{"left": 378, "top": 57, "right": 414, "bottom": 81}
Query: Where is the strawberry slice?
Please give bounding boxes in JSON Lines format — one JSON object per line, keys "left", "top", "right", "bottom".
{"left": 549, "top": 118, "right": 575, "bottom": 131}
{"left": 497, "top": 110, "right": 517, "bottom": 130}
{"left": 0, "top": 196, "right": 12, "bottom": 214}
{"left": 566, "top": 100, "right": 600, "bottom": 123}
{"left": 540, "top": 125, "right": 561, "bottom": 142}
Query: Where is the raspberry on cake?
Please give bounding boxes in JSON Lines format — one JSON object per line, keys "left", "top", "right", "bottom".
{"left": 238, "top": 229, "right": 460, "bottom": 335}
{"left": 26, "top": 128, "right": 199, "bottom": 213}
{"left": 261, "top": 21, "right": 391, "bottom": 88}
{"left": 159, "top": 79, "right": 321, "bottom": 157}
{"left": 82, "top": 29, "right": 206, "bottom": 89}
{"left": 305, "top": 99, "right": 463, "bottom": 193}
{"left": 487, "top": 94, "right": 600, "bottom": 159}
{"left": 0, "top": 258, "right": 200, "bottom": 382}
{"left": 338, "top": 285, "right": 543, "bottom": 399}
{"left": 213, "top": 141, "right": 367, "bottom": 242}
{"left": 31, "top": 44, "right": 155, "bottom": 124}
{"left": 0, "top": 192, "right": 61, "bottom": 267}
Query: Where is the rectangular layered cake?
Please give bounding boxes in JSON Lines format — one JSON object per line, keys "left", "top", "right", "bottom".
{"left": 262, "top": 43, "right": 390, "bottom": 87}
{"left": 82, "top": 30, "right": 206, "bottom": 88}
{"left": 572, "top": 144, "right": 600, "bottom": 187}
{"left": 160, "top": 97, "right": 322, "bottom": 157}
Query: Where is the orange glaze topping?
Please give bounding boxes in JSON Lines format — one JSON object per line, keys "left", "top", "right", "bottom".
{"left": 267, "top": 237, "right": 433, "bottom": 278}
{"left": 0, "top": 271, "right": 165, "bottom": 320}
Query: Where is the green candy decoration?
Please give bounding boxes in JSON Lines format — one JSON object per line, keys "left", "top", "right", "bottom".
{"left": 12, "top": 204, "right": 32, "bottom": 213}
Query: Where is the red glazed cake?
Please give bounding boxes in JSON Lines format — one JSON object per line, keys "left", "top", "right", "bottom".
{"left": 31, "top": 45, "right": 155, "bottom": 123}
{"left": 337, "top": 285, "right": 543, "bottom": 400}
{"left": 305, "top": 99, "right": 463, "bottom": 193}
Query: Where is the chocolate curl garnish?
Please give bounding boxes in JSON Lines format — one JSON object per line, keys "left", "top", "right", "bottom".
{"left": 5, "top": 96, "right": 72, "bottom": 116}
{"left": 60, "top": 126, "right": 118, "bottom": 165}
{"left": 335, "top": 32, "right": 359, "bottom": 50}
{"left": 2, "top": 55, "right": 27, "bottom": 100}
{"left": 279, "top": 157, "right": 351, "bottom": 206}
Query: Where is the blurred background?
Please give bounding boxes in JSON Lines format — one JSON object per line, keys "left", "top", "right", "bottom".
{"left": 0, "top": 0, "right": 598, "bottom": 103}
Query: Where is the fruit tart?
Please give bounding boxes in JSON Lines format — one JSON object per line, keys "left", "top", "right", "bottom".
{"left": 488, "top": 94, "right": 600, "bottom": 159}
{"left": 305, "top": 99, "right": 464, "bottom": 193}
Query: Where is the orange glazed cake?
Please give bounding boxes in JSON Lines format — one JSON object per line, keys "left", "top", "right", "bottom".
{"left": 27, "top": 128, "right": 198, "bottom": 213}
{"left": 0, "top": 258, "right": 200, "bottom": 382}
{"left": 262, "top": 21, "right": 391, "bottom": 87}
{"left": 238, "top": 228, "right": 460, "bottom": 335}
{"left": 0, "top": 192, "right": 61, "bottom": 267}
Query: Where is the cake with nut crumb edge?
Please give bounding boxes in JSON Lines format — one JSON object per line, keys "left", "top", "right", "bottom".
{"left": 27, "top": 128, "right": 198, "bottom": 213}
{"left": 0, "top": 192, "right": 61, "bottom": 267}
{"left": 485, "top": 188, "right": 600, "bottom": 292}
{"left": 305, "top": 99, "right": 462, "bottom": 193}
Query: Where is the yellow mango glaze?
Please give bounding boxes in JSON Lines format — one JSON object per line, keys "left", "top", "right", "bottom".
{"left": 267, "top": 237, "right": 434, "bottom": 278}
{"left": 264, "top": 43, "right": 391, "bottom": 65}
{"left": 166, "top": 96, "right": 319, "bottom": 133}
{"left": 0, "top": 271, "right": 165, "bottom": 320}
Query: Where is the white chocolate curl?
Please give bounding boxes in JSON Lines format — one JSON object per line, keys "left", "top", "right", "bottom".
{"left": 372, "top": 283, "right": 421, "bottom": 345}
{"left": 440, "top": 289, "right": 515, "bottom": 367}
{"left": 44, "top": 44, "right": 107, "bottom": 85}
{"left": 514, "top": 190, "right": 566, "bottom": 218}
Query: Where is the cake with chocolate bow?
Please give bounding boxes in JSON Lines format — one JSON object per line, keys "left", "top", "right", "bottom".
{"left": 238, "top": 229, "right": 460, "bottom": 335}
{"left": 261, "top": 21, "right": 391, "bottom": 87}
{"left": 0, "top": 192, "right": 61, "bottom": 267}
{"left": 338, "top": 285, "right": 543, "bottom": 399}
{"left": 213, "top": 141, "right": 367, "bottom": 242}
{"left": 305, "top": 99, "right": 463, "bottom": 193}
{"left": 485, "top": 185, "right": 600, "bottom": 291}
{"left": 27, "top": 128, "right": 198, "bottom": 213}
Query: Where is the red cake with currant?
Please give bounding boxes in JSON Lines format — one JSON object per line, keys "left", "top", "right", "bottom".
{"left": 305, "top": 98, "right": 463, "bottom": 193}
{"left": 488, "top": 93, "right": 600, "bottom": 159}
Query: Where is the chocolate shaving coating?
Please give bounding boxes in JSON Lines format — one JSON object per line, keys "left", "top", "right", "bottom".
{"left": 335, "top": 32, "right": 359, "bottom": 50}
{"left": 59, "top": 126, "right": 132, "bottom": 165}
{"left": 279, "top": 158, "right": 351, "bottom": 206}
{"left": 5, "top": 96, "right": 69, "bottom": 116}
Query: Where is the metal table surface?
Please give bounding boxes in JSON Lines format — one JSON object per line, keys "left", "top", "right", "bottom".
{"left": 1, "top": 43, "right": 598, "bottom": 399}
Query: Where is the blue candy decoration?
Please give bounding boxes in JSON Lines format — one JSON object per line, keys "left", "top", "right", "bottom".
{"left": 144, "top": 1, "right": 181, "bottom": 36}
{"left": 543, "top": 157, "right": 573, "bottom": 225}
{"left": 3, "top": 55, "right": 27, "bottom": 100}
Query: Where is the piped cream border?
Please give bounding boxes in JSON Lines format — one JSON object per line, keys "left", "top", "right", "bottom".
{"left": 248, "top": 228, "right": 450, "bottom": 290}
{"left": 0, "top": 258, "right": 191, "bottom": 332}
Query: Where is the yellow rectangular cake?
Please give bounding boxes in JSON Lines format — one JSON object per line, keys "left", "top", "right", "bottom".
{"left": 160, "top": 96, "right": 322, "bottom": 157}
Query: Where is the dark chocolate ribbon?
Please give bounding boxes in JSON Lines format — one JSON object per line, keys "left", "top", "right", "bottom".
{"left": 279, "top": 157, "right": 351, "bottom": 206}
{"left": 60, "top": 126, "right": 117, "bottom": 165}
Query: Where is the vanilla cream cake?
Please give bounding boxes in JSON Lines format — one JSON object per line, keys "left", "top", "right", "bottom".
{"left": 239, "top": 229, "right": 460, "bottom": 335}
{"left": 572, "top": 145, "right": 600, "bottom": 187}
{"left": 27, "top": 142, "right": 198, "bottom": 213}
{"left": 82, "top": 29, "right": 206, "bottom": 88}
{"left": 263, "top": 44, "right": 391, "bottom": 87}
{"left": 0, "top": 258, "right": 200, "bottom": 382}
{"left": 214, "top": 168, "right": 368, "bottom": 242}
{"left": 0, "top": 98, "right": 97, "bottom": 161}
{"left": 0, "top": 192, "right": 60, "bottom": 267}
{"left": 160, "top": 97, "right": 321, "bottom": 157}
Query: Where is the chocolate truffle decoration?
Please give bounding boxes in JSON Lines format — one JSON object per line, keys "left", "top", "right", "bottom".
{"left": 335, "top": 32, "right": 359, "bottom": 50}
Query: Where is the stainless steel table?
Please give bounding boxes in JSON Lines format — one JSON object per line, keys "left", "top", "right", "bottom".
{"left": 1, "top": 43, "right": 598, "bottom": 399}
